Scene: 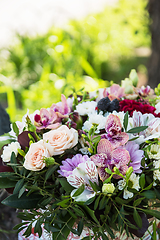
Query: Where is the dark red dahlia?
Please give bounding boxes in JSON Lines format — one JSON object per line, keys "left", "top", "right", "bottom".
{"left": 119, "top": 99, "right": 157, "bottom": 116}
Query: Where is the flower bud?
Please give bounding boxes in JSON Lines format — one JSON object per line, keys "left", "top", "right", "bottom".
{"left": 45, "top": 157, "right": 55, "bottom": 167}
{"left": 65, "top": 120, "right": 77, "bottom": 129}
{"left": 102, "top": 183, "right": 115, "bottom": 196}
{"left": 129, "top": 69, "right": 138, "bottom": 87}
{"left": 69, "top": 112, "right": 82, "bottom": 129}
{"left": 121, "top": 78, "right": 134, "bottom": 94}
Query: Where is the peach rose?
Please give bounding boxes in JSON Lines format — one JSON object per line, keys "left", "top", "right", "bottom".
{"left": 23, "top": 140, "right": 50, "bottom": 171}
{"left": 43, "top": 125, "right": 78, "bottom": 156}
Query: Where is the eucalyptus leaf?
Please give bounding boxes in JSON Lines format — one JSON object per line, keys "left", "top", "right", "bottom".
{"left": 127, "top": 126, "right": 148, "bottom": 134}
{"left": 72, "top": 184, "right": 85, "bottom": 197}
{"left": 133, "top": 209, "right": 142, "bottom": 229}
{"left": 123, "top": 111, "right": 128, "bottom": 131}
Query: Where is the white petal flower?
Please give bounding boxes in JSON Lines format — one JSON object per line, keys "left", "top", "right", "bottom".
{"left": 67, "top": 160, "right": 98, "bottom": 202}
{"left": 83, "top": 113, "right": 107, "bottom": 133}
{"left": 75, "top": 101, "right": 97, "bottom": 116}
{"left": 148, "top": 144, "right": 160, "bottom": 160}
{"left": 1, "top": 142, "right": 21, "bottom": 162}
{"left": 153, "top": 160, "right": 160, "bottom": 186}
{"left": 118, "top": 173, "right": 140, "bottom": 199}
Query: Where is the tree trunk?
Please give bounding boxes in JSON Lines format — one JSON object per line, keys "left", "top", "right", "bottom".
{"left": 148, "top": 0, "right": 160, "bottom": 88}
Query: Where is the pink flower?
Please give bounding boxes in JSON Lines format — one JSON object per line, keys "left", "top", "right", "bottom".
{"left": 91, "top": 139, "right": 130, "bottom": 181}
{"left": 23, "top": 140, "right": 50, "bottom": 171}
{"left": 103, "top": 84, "right": 125, "bottom": 101}
{"left": 34, "top": 108, "right": 60, "bottom": 130}
{"left": 138, "top": 85, "right": 154, "bottom": 97}
{"left": 34, "top": 94, "right": 70, "bottom": 130}
{"left": 43, "top": 125, "right": 78, "bottom": 156}
{"left": 50, "top": 94, "right": 71, "bottom": 120}
{"left": 102, "top": 114, "right": 129, "bottom": 148}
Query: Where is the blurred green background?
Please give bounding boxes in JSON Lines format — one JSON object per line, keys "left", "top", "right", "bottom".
{"left": 0, "top": 0, "right": 150, "bottom": 122}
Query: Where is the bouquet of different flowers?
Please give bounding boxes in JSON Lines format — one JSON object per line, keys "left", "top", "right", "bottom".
{"left": 1, "top": 70, "right": 160, "bottom": 240}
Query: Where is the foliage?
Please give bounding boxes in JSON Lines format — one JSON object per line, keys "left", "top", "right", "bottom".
{"left": 0, "top": 0, "right": 150, "bottom": 122}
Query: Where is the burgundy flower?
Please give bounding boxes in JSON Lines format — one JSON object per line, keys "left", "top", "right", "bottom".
{"left": 119, "top": 99, "right": 157, "bottom": 116}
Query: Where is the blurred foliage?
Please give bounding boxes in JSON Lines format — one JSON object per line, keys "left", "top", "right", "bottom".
{"left": 0, "top": 0, "right": 150, "bottom": 121}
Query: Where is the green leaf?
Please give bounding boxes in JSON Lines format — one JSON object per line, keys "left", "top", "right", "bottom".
{"left": 141, "top": 190, "right": 156, "bottom": 199}
{"left": 72, "top": 206, "right": 84, "bottom": 217}
{"left": 40, "top": 196, "right": 53, "bottom": 207}
{"left": 17, "top": 149, "right": 26, "bottom": 157}
{"left": 52, "top": 215, "right": 75, "bottom": 240}
{"left": 92, "top": 136, "right": 101, "bottom": 143}
{"left": 58, "top": 198, "right": 70, "bottom": 208}
{"left": 67, "top": 209, "right": 77, "bottom": 219}
{"left": 99, "top": 195, "right": 108, "bottom": 210}
{"left": 139, "top": 174, "right": 145, "bottom": 189}
{"left": 123, "top": 111, "right": 128, "bottom": 131}
{"left": 127, "top": 126, "right": 148, "bottom": 134}
{"left": 2, "top": 192, "right": 43, "bottom": 209}
{"left": 23, "top": 223, "right": 32, "bottom": 238}
{"left": 84, "top": 196, "right": 95, "bottom": 205}
{"left": 34, "top": 220, "right": 42, "bottom": 238}
{"left": 141, "top": 209, "right": 160, "bottom": 220}
{"left": 0, "top": 177, "right": 17, "bottom": 188}
{"left": 89, "top": 180, "right": 99, "bottom": 192}
{"left": 105, "top": 168, "right": 113, "bottom": 175}
{"left": 94, "top": 195, "right": 101, "bottom": 210}
{"left": 100, "top": 232, "right": 109, "bottom": 240}
{"left": 13, "top": 178, "right": 25, "bottom": 194}
{"left": 82, "top": 205, "right": 99, "bottom": 225}
{"left": 154, "top": 188, "right": 160, "bottom": 200}
{"left": 10, "top": 152, "right": 17, "bottom": 172}
{"left": 72, "top": 184, "right": 85, "bottom": 197}
{"left": 44, "top": 164, "right": 58, "bottom": 183}
{"left": 133, "top": 197, "right": 145, "bottom": 207}
{"left": 18, "top": 185, "right": 27, "bottom": 198}
{"left": 59, "top": 178, "right": 74, "bottom": 192}
{"left": 115, "top": 197, "right": 126, "bottom": 205}
{"left": 12, "top": 122, "right": 19, "bottom": 136}
{"left": 133, "top": 209, "right": 142, "bottom": 228}
{"left": 77, "top": 219, "right": 84, "bottom": 236}
{"left": 13, "top": 221, "right": 30, "bottom": 230}
{"left": 0, "top": 172, "right": 15, "bottom": 177}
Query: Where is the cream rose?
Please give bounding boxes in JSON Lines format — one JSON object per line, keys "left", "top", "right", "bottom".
{"left": 23, "top": 140, "right": 50, "bottom": 171}
{"left": 43, "top": 125, "right": 78, "bottom": 156}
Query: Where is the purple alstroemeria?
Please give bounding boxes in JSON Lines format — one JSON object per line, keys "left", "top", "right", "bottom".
{"left": 123, "top": 141, "right": 144, "bottom": 173}
{"left": 102, "top": 114, "right": 129, "bottom": 148}
{"left": 34, "top": 108, "right": 60, "bottom": 130}
{"left": 58, "top": 154, "right": 90, "bottom": 177}
{"left": 50, "top": 94, "right": 71, "bottom": 120}
{"left": 59, "top": 154, "right": 98, "bottom": 202}
{"left": 91, "top": 139, "right": 130, "bottom": 181}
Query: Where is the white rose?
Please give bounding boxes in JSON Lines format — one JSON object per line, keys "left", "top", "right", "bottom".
{"left": 43, "top": 125, "right": 78, "bottom": 156}
{"left": 23, "top": 140, "right": 50, "bottom": 171}
{"left": 1, "top": 142, "right": 21, "bottom": 162}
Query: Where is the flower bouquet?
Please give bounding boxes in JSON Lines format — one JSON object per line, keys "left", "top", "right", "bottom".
{"left": 1, "top": 70, "right": 160, "bottom": 240}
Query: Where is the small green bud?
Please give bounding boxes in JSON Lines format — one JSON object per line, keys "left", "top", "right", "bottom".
{"left": 129, "top": 69, "right": 138, "bottom": 87}
{"left": 102, "top": 183, "right": 115, "bottom": 196}
{"left": 45, "top": 157, "right": 55, "bottom": 167}
{"left": 121, "top": 78, "right": 134, "bottom": 94}
{"left": 88, "top": 148, "right": 93, "bottom": 154}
